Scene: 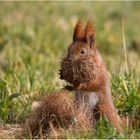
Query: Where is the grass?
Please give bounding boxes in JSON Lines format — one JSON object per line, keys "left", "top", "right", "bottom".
{"left": 0, "top": 1, "right": 140, "bottom": 139}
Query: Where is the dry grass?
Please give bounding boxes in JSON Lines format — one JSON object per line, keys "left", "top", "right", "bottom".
{"left": 60, "top": 58, "right": 99, "bottom": 86}
{"left": 0, "top": 124, "right": 23, "bottom": 139}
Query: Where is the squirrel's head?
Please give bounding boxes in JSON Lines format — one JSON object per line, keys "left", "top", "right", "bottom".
{"left": 60, "top": 19, "right": 105, "bottom": 87}
{"left": 66, "top": 19, "right": 97, "bottom": 63}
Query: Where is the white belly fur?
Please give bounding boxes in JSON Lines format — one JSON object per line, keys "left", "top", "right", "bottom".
{"left": 75, "top": 91, "right": 99, "bottom": 109}
{"left": 88, "top": 92, "right": 99, "bottom": 108}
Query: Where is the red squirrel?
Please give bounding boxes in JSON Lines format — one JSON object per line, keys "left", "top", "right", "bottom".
{"left": 27, "top": 19, "right": 140, "bottom": 137}
{"left": 60, "top": 19, "right": 124, "bottom": 133}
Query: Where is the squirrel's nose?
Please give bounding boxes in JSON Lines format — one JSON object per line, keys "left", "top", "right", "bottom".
{"left": 67, "top": 57, "right": 73, "bottom": 62}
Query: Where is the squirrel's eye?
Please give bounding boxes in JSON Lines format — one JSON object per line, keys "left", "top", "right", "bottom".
{"left": 80, "top": 49, "right": 86, "bottom": 55}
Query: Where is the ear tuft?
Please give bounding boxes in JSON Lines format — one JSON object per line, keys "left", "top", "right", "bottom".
{"left": 85, "top": 20, "right": 96, "bottom": 47}
{"left": 73, "top": 19, "right": 83, "bottom": 41}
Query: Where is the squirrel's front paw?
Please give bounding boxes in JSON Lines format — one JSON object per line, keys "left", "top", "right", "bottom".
{"left": 64, "top": 83, "right": 88, "bottom": 91}
{"left": 64, "top": 85, "right": 76, "bottom": 91}
{"left": 76, "top": 83, "right": 85, "bottom": 90}
{"left": 76, "top": 83, "right": 91, "bottom": 91}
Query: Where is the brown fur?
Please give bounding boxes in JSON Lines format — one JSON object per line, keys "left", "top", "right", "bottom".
{"left": 60, "top": 19, "right": 124, "bottom": 133}
{"left": 26, "top": 92, "right": 93, "bottom": 138}
{"left": 60, "top": 20, "right": 108, "bottom": 92}
{"left": 73, "top": 19, "right": 85, "bottom": 41}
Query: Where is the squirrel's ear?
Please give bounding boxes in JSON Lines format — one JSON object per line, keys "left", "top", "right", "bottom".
{"left": 85, "top": 20, "right": 96, "bottom": 48}
{"left": 73, "top": 19, "right": 83, "bottom": 41}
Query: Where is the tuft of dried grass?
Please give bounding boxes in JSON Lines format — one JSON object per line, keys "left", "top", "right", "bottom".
{"left": 26, "top": 92, "right": 93, "bottom": 138}
{"left": 0, "top": 124, "right": 23, "bottom": 139}
{"left": 60, "top": 58, "right": 99, "bottom": 87}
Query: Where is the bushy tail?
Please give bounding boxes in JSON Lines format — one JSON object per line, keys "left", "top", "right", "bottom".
{"left": 25, "top": 92, "right": 93, "bottom": 138}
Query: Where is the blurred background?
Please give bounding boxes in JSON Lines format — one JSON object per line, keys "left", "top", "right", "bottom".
{"left": 0, "top": 1, "right": 140, "bottom": 124}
